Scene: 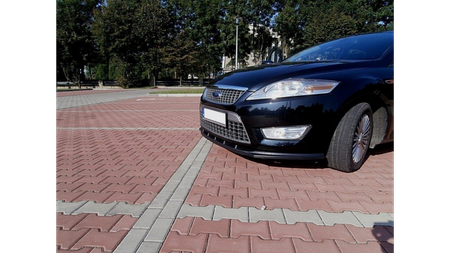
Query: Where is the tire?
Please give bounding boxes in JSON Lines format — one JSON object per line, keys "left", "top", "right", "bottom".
{"left": 327, "top": 103, "right": 373, "bottom": 172}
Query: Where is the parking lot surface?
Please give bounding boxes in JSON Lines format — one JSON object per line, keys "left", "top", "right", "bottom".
{"left": 57, "top": 89, "right": 393, "bottom": 253}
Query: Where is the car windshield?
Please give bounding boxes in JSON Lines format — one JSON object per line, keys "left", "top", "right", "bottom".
{"left": 285, "top": 32, "right": 393, "bottom": 62}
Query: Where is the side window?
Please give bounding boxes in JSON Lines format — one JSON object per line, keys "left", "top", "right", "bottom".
{"left": 268, "top": 47, "right": 283, "bottom": 63}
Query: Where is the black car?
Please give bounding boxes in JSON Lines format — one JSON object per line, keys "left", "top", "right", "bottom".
{"left": 200, "top": 31, "right": 393, "bottom": 172}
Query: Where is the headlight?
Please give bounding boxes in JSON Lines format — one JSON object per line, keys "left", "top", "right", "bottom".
{"left": 247, "top": 78, "right": 339, "bottom": 100}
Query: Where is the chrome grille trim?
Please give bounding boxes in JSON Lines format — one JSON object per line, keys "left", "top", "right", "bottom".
{"left": 204, "top": 88, "right": 246, "bottom": 105}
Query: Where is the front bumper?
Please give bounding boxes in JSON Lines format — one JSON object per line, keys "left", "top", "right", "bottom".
{"left": 200, "top": 127, "right": 325, "bottom": 160}
{"left": 200, "top": 102, "right": 328, "bottom": 160}
{"left": 199, "top": 84, "right": 342, "bottom": 160}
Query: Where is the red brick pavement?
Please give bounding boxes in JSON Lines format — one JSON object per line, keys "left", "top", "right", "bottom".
{"left": 162, "top": 218, "right": 393, "bottom": 253}
{"left": 56, "top": 213, "right": 138, "bottom": 252}
{"left": 184, "top": 145, "right": 393, "bottom": 214}
{"left": 56, "top": 93, "right": 394, "bottom": 252}
{"left": 162, "top": 142, "right": 394, "bottom": 252}
{"left": 57, "top": 96, "right": 201, "bottom": 252}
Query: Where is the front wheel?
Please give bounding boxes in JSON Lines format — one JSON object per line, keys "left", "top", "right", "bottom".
{"left": 327, "top": 103, "right": 373, "bottom": 172}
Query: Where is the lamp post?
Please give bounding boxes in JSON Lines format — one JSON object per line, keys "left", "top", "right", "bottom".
{"left": 235, "top": 18, "right": 239, "bottom": 70}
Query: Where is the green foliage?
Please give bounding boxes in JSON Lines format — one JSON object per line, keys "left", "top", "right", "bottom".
{"left": 275, "top": 0, "right": 393, "bottom": 56}
{"left": 161, "top": 31, "right": 197, "bottom": 85}
{"left": 57, "top": 0, "right": 394, "bottom": 86}
{"left": 57, "top": 0, "right": 100, "bottom": 83}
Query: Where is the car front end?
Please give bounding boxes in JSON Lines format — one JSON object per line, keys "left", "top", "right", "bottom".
{"left": 199, "top": 31, "right": 393, "bottom": 170}
{"left": 199, "top": 75, "right": 344, "bottom": 160}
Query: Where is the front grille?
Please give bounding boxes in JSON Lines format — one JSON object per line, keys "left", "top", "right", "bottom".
{"left": 201, "top": 118, "right": 250, "bottom": 144}
{"left": 204, "top": 88, "right": 245, "bottom": 105}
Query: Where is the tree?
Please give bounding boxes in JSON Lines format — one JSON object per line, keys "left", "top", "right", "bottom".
{"left": 97, "top": 0, "right": 143, "bottom": 88}
{"left": 186, "top": 0, "right": 224, "bottom": 78}
{"left": 135, "top": 0, "right": 171, "bottom": 86}
{"left": 161, "top": 31, "right": 197, "bottom": 86}
{"left": 57, "top": 0, "right": 100, "bottom": 86}
{"left": 275, "top": 0, "right": 394, "bottom": 56}
{"left": 248, "top": 0, "right": 277, "bottom": 64}
{"left": 164, "top": 0, "right": 224, "bottom": 79}
{"left": 92, "top": 0, "right": 171, "bottom": 88}
{"left": 218, "top": 0, "right": 254, "bottom": 68}
{"left": 58, "top": 0, "right": 393, "bottom": 87}
{"left": 302, "top": 1, "right": 359, "bottom": 49}
{"left": 91, "top": 0, "right": 113, "bottom": 80}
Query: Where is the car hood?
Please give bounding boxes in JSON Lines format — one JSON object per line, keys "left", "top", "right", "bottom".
{"left": 211, "top": 61, "right": 372, "bottom": 91}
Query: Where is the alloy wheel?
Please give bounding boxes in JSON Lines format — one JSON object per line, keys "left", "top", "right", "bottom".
{"left": 352, "top": 114, "right": 371, "bottom": 164}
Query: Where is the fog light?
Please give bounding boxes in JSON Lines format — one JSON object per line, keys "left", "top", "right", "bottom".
{"left": 261, "top": 125, "right": 311, "bottom": 140}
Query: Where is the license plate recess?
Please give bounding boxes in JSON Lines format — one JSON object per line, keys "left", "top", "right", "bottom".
{"left": 202, "top": 107, "right": 227, "bottom": 127}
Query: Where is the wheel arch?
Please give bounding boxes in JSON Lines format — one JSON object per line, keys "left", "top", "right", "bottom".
{"left": 332, "top": 89, "right": 390, "bottom": 150}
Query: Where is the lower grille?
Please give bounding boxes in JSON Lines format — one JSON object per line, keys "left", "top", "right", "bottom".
{"left": 201, "top": 118, "right": 250, "bottom": 144}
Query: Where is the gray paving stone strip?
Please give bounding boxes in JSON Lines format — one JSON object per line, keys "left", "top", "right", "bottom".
{"left": 56, "top": 201, "right": 150, "bottom": 217}
{"left": 113, "top": 137, "right": 212, "bottom": 253}
{"left": 177, "top": 204, "right": 394, "bottom": 228}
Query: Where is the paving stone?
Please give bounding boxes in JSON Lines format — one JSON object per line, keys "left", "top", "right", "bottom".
{"left": 160, "top": 231, "right": 208, "bottom": 253}
{"left": 72, "top": 201, "right": 118, "bottom": 216}
{"left": 56, "top": 213, "right": 89, "bottom": 230}
{"left": 263, "top": 197, "right": 299, "bottom": 211}
{"left": 249, "top": 207, "right": 285, "bottom": 223}
{"left": 345, "top": 225, "right": 393, "bottom": 244}
{"left": 56, "top": 228, "right": 90, "bottom": 250}
{"left": 133, "top": 208, "right": 161, "bottom": 229}
{"left": 283, "top": 209, "right": 324, "bottom": 226}
{"left": 171, "top": 217, "right": 194, "bottom": 235}
{"left": 56, "top": 200, "right": 88, "bottom": 215}
{"left": 72, "top": 213, "right": 122, "bottom": 232}
{"left": 136, "top": 242, "right": 162, "bottom": 253}
{"left": 144, "top": 218, "right": 175, "bottom": 242}
{"left": 335, "top": 240, "right": 386, "bottom": 253}
{"left": 159, "top": 200, "right": 183, "bottom": 218}
{"left": 307, "top": 223, "right": 356, "bottom": 243}
{"left": 317, "top": 210, "right": 363, "bottom": 227}
{"left": 110, "top": 215, "right": 139, "bottom": 232}
{"left": 170, "top": 186, "right": 191, "bottom": 201}
{"left": 251, "top": 236, "right": 296, "bottom": 253}
{"left": 106, "top": 202, "right": 149, "bottom": 217}
{"left": 191, "top": 218, "right": 230, "bottom": 237}
{"left": 214, "top": 206, "right": 249, "bottom": 222}
{"left": 148, "top": 192, "right": 172, "bottom": 209}
{"left": 72, "top": 229, "right": 128, "bottom": 252}
{"left": 177, "top": 204, "right": 214, "bottom": 220}
{"left": 292, "top": 238, "right": 341, "bottom": 253}
{"left": 230, "top": 220, "right": 271, "bottom": 239}
{"left": 200, "top": 195, "right": 233, "bottom": 208}
{"left": 352, "top": 212, "right": 394, "bottom": 228}
{"left": 206, "top": 234, "right": 250, "bottom": 253}
{"left": 113, "top": 229, "right": 147, "bottom": 252}
{"left": 269, "top": 221, "right": 313, "bottom": 241}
